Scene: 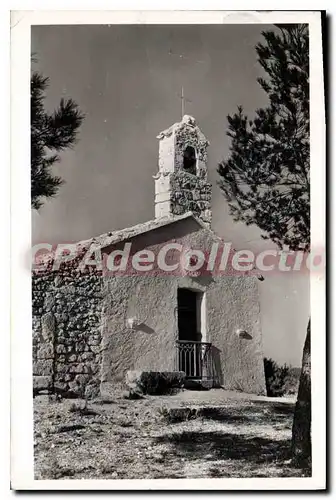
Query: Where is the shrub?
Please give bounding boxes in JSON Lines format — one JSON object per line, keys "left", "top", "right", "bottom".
{"left": 126, "top": 371, "right": 185, "bottom": 396}
{"left": 158, "top": 405, "right": 198, "bottom": 423}
{"left": 263, "top": 357, "right": 290, "bottom": 397}
{"left": 284, "top": 367, "right": 301, "bottom": 395}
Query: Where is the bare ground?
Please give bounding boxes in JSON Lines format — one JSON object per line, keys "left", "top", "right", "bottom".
{"left": 34, "top": 388, "right": 311, "bottom": 480}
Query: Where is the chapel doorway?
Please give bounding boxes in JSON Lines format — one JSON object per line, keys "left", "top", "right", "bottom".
{"left": 177, "top": 288, "right": 203, "bottom": 378}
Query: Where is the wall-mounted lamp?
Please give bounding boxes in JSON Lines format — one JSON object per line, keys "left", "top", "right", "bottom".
{"left": 127, "top": 317, "right": 140, "bottom": 330}
{"left": 236, "top": 329, "right": 253, "bottom": 340}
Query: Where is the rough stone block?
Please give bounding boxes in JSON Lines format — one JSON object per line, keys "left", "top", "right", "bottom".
{"left": 41, "top": 312, "right": 55, "bottom": 341}
{"left": 84, "top": 379, "right": 101, "bottom": 400}
{"left": 74, "top": 363, "right": 85, "bottom": 373}
{"left": 56, "top": 363, "right": 69, "bottom": 374}
{"left": 33, "top": 375, "right": 53, "bottom": 395}
{"left": 54, "top": 275, "right": 63, "bottom": 287}
{"left": 82, "top": 364, "right": 93, "bottom": 374}
{"left": 37, "top": 342, "right": 54, "bottom": 360}
{"left": 75, "top": 374, "right": 90, "bottom": 385}
{"left": 44, "top": 293, "right": 55, "bottom": 313}
{"left": 68, "top": 379, "right": 84, "bottom": 397}
{"left": 54, "top": 381, "right": 68, "bottom": 393}
{"left": 125, "top": 371, "right": 185, "bottom": 396}
{"left": 56, "top": 344, "right": 66, "bottom": 354}
{"left": 89, "top": 339, "right": 100, "bottom": 346}
{"left": 80, "top": 352, "right": 94, "bottom": 360}
{"left": 91, "top": 345, "right": 101, "bottom": 354}
{"left": 76, "top": 342, "right": 86, "bottom": 353}
{"left": 33, "top": 359, "right": 53, "bottom": 376}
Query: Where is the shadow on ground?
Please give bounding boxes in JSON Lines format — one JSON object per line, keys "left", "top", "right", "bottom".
{"left": 156, "top": 431, "right": 290, "bottom": 464}
{"left": 199, "top": 402, "right": 294, "bottom": 425}
{"left": 161, "top": 400, "right": 295, "bottom": 426}
{"left": 154, "top": 399, "right": 311, "bottom": 477}
{"left": 250, "top": 400, "right": 295, "bottom": 415}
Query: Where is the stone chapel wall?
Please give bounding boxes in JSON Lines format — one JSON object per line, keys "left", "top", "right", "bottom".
{"left": 32, "top": 257, "right": 103, "bottom": 398}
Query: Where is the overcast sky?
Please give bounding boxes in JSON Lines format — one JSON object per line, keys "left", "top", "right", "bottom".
{"left": 31, "top": 24, "right": 310, "bottom": 366}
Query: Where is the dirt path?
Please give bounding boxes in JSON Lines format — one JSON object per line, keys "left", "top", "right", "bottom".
{"left": 34, "top": 389, "right": 310, "bottom": 480}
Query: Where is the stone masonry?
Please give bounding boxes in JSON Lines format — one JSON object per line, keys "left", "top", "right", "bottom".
{"left": 32, "top": 253, "right": 104, "bottom": 399}
{"left": 170, "top": 171, "right": 212, "bottom": 226}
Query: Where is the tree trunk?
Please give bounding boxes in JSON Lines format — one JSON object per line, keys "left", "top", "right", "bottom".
{"left": 291, "top": 318, "right": 311, "bottom": 467}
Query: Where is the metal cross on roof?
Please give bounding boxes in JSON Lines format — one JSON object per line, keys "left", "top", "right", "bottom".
{"left": 167, "top": 50, "right": 206, "bottom": 119}
{"left": 180, "top": 86, "right": 192, "bottom": 118}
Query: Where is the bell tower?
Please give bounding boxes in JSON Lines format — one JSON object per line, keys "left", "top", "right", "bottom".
{"left": 153, "top": 115, "right": 212, "bottom": 228}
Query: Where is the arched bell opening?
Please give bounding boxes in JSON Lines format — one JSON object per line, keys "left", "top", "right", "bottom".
{"left": 183, "top": 145, "right": 197, "bottom": 175}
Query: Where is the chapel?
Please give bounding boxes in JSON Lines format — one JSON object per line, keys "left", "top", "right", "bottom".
{"left": 32, "top": 115, "right": 266, "bottom": 398}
